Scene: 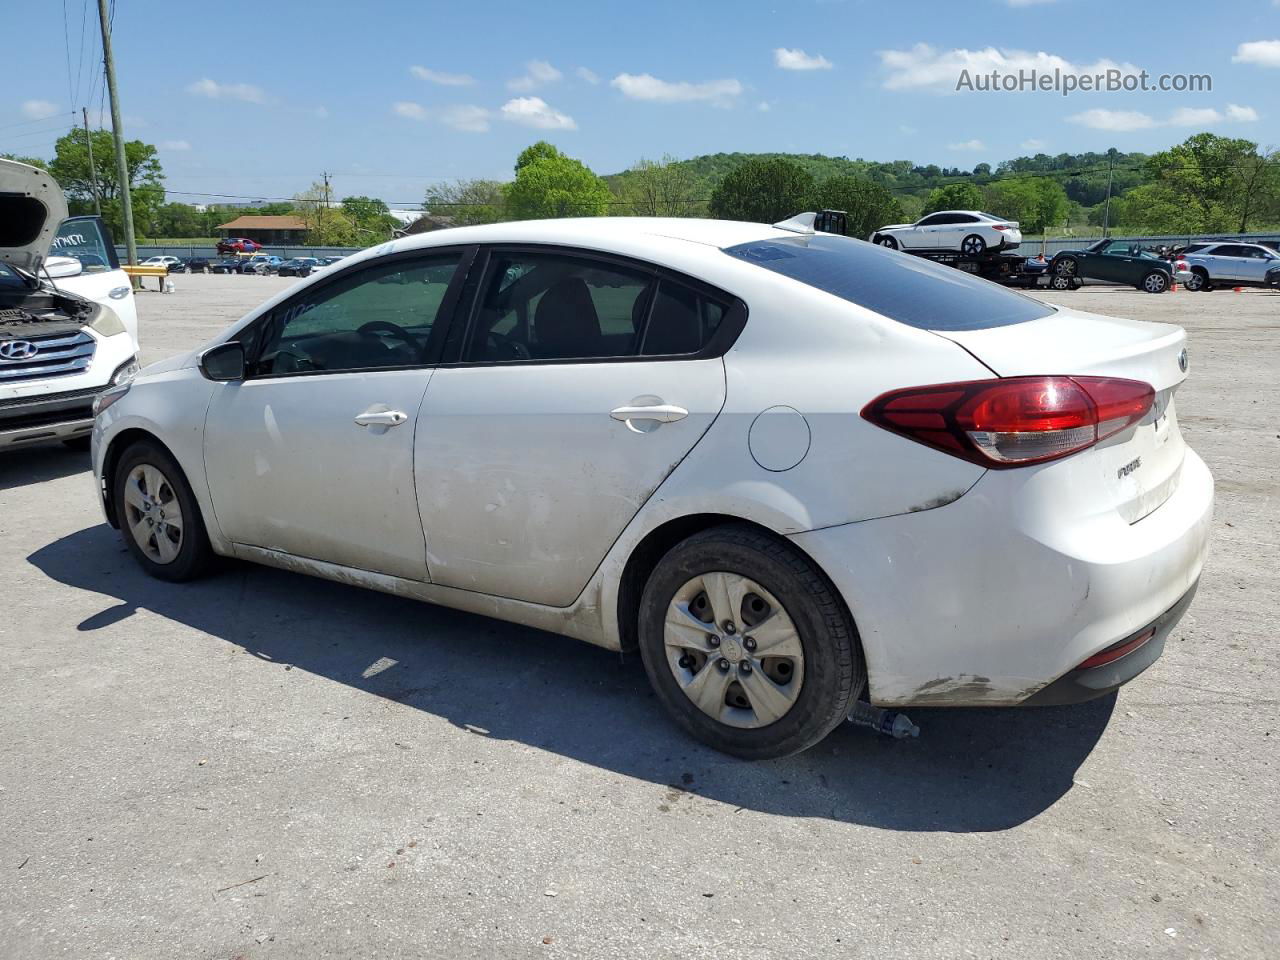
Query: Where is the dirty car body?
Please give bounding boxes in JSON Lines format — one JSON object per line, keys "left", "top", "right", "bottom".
{"left": 92, "top": 218, "right": 1213, "bottom": 756}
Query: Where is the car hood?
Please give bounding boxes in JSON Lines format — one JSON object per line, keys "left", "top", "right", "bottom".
{"left": 0, "top": 158, "right": 69, "bottom": 274}
{"left": 880, "top": 223, "right": 912, "bottom": 231}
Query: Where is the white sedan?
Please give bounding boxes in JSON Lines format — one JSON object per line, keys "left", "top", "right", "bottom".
{"left": 90, "top": 217, "right": 1212, "bottom": 758}
{"left": 870, "top": 210, "right": 1021, "bottom": 256}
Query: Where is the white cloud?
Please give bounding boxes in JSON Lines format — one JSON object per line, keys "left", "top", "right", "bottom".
{"left": 21, "top": 99, "right": 60, "bottom": 120}
{"left": 1021, "top": 137, "right": 1047, "bottom": 150}
{"left": 507, "top": 60, "right": 562, "bottom": 92}
{"left": 309, "top": 106, "right": 329, "bottom": 119}
{"left": 1068, "top": 108, "right": 1157, "bottom": 131}
{"left": 393, "top": 101, "right": 428, "bottom": 120}
{"left": 1070, "top": 104, "right": 1256, "bottom": 131}
{"left": 948, "top": 138, "right": 986, "bottom": 151}
{"left": 394, "top": 101, "right": 492, "bottom": 132}
{"left": 1232, "top": 40, "right": 1280, "bottom": 67}
{"left": 1168, "top": 107, "right": 1223, "bottom": 126}
{"left": 879, "top": 43, "right": 1141, "bottom": 93}
{"left": 898, "top": 124, "right": 917, "bottom": 135}
{"left": 186, "top": 77, "right": 266, "bottom": 103}
{"left": 160, "top": 139, "right": 192, "bottom": 151}
{"left": 500, "top": 96, "right": 576, "bottom": 130}
{"left": 576, "top": 67, "right": 600, "bottom": 85}
{"left": 439, "top": 105, "right": 491, "bottom": 133}
{"left": 774, "top": 48, "right": 833, "bottom": 71}
{"left": 409, "top": 65, "right": 475, "bottom": 86}
{"left": 757, "top": 101, "right": 771, "bottom": 112}
{"left": 610, "top": 73, "right": 742, "bottom": 106}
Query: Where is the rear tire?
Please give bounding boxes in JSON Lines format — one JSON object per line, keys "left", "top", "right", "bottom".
{"left": 637, "top": 524, "right": 863, "bottom": 759}
{"left": 1049, "top": 273, "right": 1074, "bottom": 291}
{"left": 112, "top": 439, "right": 213, "bottom": 582}
{"left": 1142, "top": 271, "right": 1169, "bottom": 294}
{"left": 960, "top": 233, "right": 987, "bottom": 257}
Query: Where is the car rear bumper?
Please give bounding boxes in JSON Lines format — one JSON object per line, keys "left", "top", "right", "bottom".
{"left": 790, "top": 448, "right": 1213, "bottom": 707}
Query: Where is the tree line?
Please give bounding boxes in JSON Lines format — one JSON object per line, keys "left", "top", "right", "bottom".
{"left": 6, "top": 128, "right": 1279, "bottom": 243}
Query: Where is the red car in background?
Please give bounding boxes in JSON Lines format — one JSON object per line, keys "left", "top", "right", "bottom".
{"left": 215, "top": 237, "right": 262, "bottom": 255}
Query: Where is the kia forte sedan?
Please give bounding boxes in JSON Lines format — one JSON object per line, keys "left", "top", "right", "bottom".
{"left": 91, "top": 217, "right": 1212, "bottom": 759}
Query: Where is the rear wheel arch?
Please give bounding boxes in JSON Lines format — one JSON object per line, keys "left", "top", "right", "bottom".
{"left": 616, "top": 514, "right": 861, "bottom": 659}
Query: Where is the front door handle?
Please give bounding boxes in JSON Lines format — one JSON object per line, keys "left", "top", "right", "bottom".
{"left": 610, "top": 403, "right": 688, "bottom": 424}
{"left": 354, "top": 409, "right": 408, "bottom": 427}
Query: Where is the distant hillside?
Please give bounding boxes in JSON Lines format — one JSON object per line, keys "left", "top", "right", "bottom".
{"left": 605, "top": 149, "right": 1151, "bottom": 213}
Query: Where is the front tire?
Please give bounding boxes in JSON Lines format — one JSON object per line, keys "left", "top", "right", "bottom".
{"left": 876, "top": 235, "right": 898, "bottom": 250}
{"left": 113, "top": 440, "right": 213, "bottom": 582}
{"left": 637, "top": 524, "right": 863, "bottom": 759}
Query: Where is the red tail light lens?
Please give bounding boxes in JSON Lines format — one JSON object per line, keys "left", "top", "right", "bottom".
{"left": 991, "top": 224, "right": 1011, "bottom": 231}
{"left": 862, "top": 376, "right": 1155, "bottom": 468}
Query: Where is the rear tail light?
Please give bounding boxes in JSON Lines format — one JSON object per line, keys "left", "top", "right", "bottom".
{"left": 991, "top": 224, "right": 1011, "bottom": 231}
{"left": 861, "top": 376, "right": 1155, "bottom": 468}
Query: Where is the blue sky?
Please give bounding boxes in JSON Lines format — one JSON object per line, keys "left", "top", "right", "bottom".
{"left": 5, "top": 0, "right": 1279, "bottom": 207}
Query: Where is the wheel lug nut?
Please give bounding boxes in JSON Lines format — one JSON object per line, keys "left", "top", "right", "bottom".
{"left": 743, "top": 637, "right": 756, "bottom": 651}
{"left": 717, "top": 658, "right": 730, "bottom": 672}
{"left": 724, "top": 621, "right": 736, "bottom": 634}
{"left": 739, "top": 661, "right": 752, "bottom": 674}
{"left": 707, "top": 635, "right": 720, "bottom": 648}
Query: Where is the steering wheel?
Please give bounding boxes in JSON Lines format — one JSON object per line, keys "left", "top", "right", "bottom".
{"left": 485, "top": 332, "right": 530, "bottom": 361}
{"left": 357, "top": 320, "right": 419, "bottom": 353}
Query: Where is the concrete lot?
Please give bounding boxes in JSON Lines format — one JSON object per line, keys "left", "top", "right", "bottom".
{"left": 1, "top": 273, "right": 1276, "bottom": 959}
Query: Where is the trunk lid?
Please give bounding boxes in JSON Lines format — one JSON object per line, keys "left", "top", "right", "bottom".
{"left": 937, "top": 307, "right": 1189, "bottom": 523}
{"left": 0, "top": 158, "right": 68, "bottom": 275}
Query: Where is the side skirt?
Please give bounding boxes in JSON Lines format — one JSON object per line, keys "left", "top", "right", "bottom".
{"left": 231, "top": 543, "right": 616, "bottom": 651}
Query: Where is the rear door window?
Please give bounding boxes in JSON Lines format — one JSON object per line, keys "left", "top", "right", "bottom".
{"left": 51, "top": 217, "right": 118, "bottom": 272}
{"left": 639, "top": 280, "right": 728, "bottom": 356}
{"left": 726, "top": 234, "right": 1054, "bottom": 331}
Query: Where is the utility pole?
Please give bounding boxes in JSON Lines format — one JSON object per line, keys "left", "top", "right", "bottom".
{"left": 82, "top": 107, "right": 102, "bottom": 217}
{"left": 1101, "top": 151, "right": 1115, "bottom": 239}
{"left": 96, "top": 0, "right": 138, "bottom": 270}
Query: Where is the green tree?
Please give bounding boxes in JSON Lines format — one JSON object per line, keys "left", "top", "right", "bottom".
{"left": 340, "top": 196, "right": 399, "bottom": 242}
{"left": 921, "top": 181, "right": 984, "bottom": 215}
{"left": 620, "top": 155, "right": 704, "bottom": 217}
{"left": 153, "top": 202, "right": 207, "bottom": 238}
{"left": 707, "top": 157, "right": 816, "bottom": 224}
{"left": 984, "top": 177, "right": 1069, "bottom": 233}
{"left": 506, "top": 147, "right": 612, "bottom": 219}
{"left": 1144, "top": 133, "right": 1277, "bottom": 232}
{"left": 1107, "top": 183, "right": 1202, "bottom": 234}
{"left": 293, "top": 182, "right": 355, "bottom": 244}
{"left": 515, "top": 140, "right": 562, "bottom": 173}
{"left": 425, "top": 178, "right": 508, "bottom": 225}
{"left": 813, "top": 176, "right": 904, "bottom": 238}
{"left": 1, "top": 153, "right": 49, "bottom": 169}
{"left": 47, "top": 127, "right": 164, "bottom": 239}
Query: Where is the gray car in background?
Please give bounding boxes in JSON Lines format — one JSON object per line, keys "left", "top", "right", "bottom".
{"left": 1179, "top": 241, "right": 1280, "bottom": 291}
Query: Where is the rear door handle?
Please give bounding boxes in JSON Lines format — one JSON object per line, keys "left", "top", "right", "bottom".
{"left": 354, "top": 409, "right": 408, "bottom": 427}
{"left": 610, "top": 403, "right": 688, "bottom": 424}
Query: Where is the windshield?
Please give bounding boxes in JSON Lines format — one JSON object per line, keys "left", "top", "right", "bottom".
{"left": 725, "top": 234, "right": 1054, "bottom": 331}
{"left": 50, "top": 217, "right": 118, "bottom": 272}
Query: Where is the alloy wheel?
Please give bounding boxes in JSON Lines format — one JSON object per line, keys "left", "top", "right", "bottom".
{"left": 663, "top": 572, "right": 804, "bottom": 729}
{"left": 1144, "top": 273, "right": 1168, "bottom": 293}
{"left": 122, "top": 463, "right": 184, "bottom": 564}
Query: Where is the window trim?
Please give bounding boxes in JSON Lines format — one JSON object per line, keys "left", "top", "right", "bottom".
{"left": 240, "top": 244, "right": 478, "bottom": 381}
{"left": 438, "top": 243, "right": 747, "bottom": 368}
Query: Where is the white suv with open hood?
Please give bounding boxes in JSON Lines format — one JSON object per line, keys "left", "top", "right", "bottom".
{"left": 0, "top": 158, "right": 139, "bottom": 450}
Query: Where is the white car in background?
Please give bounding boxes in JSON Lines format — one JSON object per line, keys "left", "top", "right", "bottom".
{"left": 92, "top": 216, "right": 1210, "bottom": 759}
{"left": 1178, "top": 241, "right": 1280, "bottom": 291}
{"left": 1, "top": 158, "right": 139, "bottom": 451}
{"left": 141, "top": 255, "right": 183, "bottom": 273}
{"left": 871, "top": 210, "right": 1022, "bottom": 256}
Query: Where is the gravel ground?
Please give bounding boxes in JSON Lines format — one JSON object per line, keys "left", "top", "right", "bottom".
{"left": 1, "top": 273, "right": 1276, "bottom": 959}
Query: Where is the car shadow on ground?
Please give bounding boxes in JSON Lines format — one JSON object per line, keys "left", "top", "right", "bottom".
{"left": 0, "top": 444, "right": 90, "bottom": 491}
{"left": 29, "top": 524, "right": 1115, "bottom": 834}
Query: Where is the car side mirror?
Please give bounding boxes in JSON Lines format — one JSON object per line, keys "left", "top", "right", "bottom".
{"left": 199, "top": 341, "right": 246, "bottom": 381}
{"left": 45, "top": 257, "right": 84, "bottom": 279}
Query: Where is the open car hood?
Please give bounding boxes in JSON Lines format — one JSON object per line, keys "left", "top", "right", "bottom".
{"left": 0, "top": 158, "right": 69, "bottom": 275}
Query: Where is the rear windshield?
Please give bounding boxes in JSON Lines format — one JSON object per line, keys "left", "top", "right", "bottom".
{"left": 724, "top": 234, "right": 1054, "bottom": 331}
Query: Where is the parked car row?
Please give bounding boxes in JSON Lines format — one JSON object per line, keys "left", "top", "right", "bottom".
{"left": 142, "top": 254, "right": 347, "bottom": 277}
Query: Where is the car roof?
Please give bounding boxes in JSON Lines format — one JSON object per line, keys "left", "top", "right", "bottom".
{"left": 390, "top": 217, "right": 794, "bottom": 257}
